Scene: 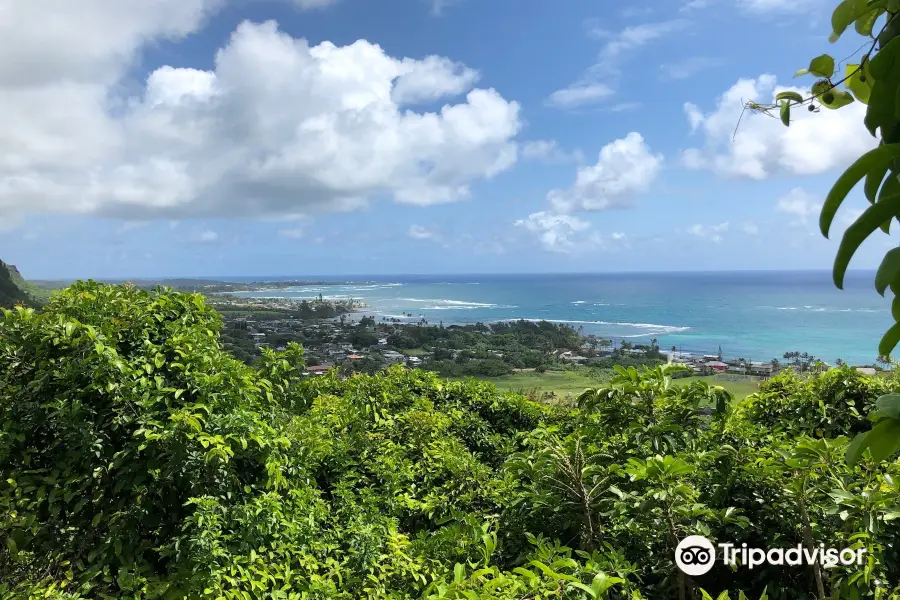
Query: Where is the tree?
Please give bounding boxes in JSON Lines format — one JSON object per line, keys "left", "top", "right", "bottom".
{"left": 751, "top": 3, "right": 900, "bottom": 358}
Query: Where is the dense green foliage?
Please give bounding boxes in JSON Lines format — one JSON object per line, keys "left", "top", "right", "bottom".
{"left": 2, "top": 284, "right": 900, "bottom": 599}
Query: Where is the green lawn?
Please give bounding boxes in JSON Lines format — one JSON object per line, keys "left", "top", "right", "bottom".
{"left": 456, "top": 371, "right": 762, "bottom": 403}
{"left": 670, "top": 374, "right": 761, "bottom": 401}
{"left": 458, "top": 370, "right": 602, "bottom": 401}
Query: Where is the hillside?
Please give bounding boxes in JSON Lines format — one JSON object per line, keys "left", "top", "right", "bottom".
{"left": 0, "top": 259, "right": 35, "bottom": 308}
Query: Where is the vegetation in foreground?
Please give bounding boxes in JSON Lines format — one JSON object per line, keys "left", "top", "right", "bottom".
{"left": 2, "top": 283, "right": 900, "bottom": 600}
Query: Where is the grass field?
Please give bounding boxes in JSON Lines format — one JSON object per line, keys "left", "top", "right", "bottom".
{"left": 670, "top": 374, "right": 761, "bottom": 401}
{"left": 458, "top": 370, "right": 602, "bottom": 400}
{"left": 459, "top": 371, "right": 762, "bottom": 403}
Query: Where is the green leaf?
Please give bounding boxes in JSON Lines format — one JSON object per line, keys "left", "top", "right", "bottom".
{"left": 864, "top": 159, "right": 887, "bottom": 202}
{"left": 875, "top": 247, "right": 900, "bottom": 295}
{"left": 568, "top": 582, "right": 598, "bottom": 598}
{"left": 870, "top": 37, "right": 900, "bottom": 79}
{"left": 831, "top": 0, "right": 868, "bottom": 41}
{"left": 809, "top": 54, "right": 836, "bottom": 78}
{"left": 876, "top": 394, "right": 900, "bottom": 419}
{"left": 821, "top": 87, "right": 855, "bottom": 109}
{"left": 892, "top": 295, "right": 900, "bottom": 321}
{"left": 846, "top": 63, "right": 873, "bottom": 105}
{"left": 880, "top": 322, "right": 900, "bottom": 357}
{"left": 775, "top": 91, "right": 804, "bottom": 103}
{"left": 865, "top": 417, "right": 900, "bottom": 461}
{"left": 855, "top": 6, "right": 884, "bottom": 36}
{"left": 833, "top": 194, "right": 900, "bottom": 288}
{"left": 846, "top": 431, "right": 869, "bottom": 466}
{"left": 821, "top": 145, "right": 900, "bottom": 238}
{"left": 780, "top": 101, "right": 790, "bottom": 126}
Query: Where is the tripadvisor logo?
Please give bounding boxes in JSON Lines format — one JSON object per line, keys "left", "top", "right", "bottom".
{"left": 675, "top": 535, "right": 867, "bottom": 576}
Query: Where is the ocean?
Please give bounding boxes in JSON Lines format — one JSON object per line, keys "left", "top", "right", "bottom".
{"left": 228, "top": 271, "right": 892, "bottom": 365}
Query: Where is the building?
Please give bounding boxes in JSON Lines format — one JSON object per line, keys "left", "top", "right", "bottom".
{"left": 749, "top": 361, "right": 775, "bottom": 376}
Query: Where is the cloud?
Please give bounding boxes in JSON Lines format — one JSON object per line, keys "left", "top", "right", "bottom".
{"left": 741, "top": 221, "right": 760, "bottom": 235}
{"left": 521, "top": 140, "right": 584, "bottom": 164}
{"left": 391, "top": 55, "right": 480, "bottom": 104}
{"left": 1, "top": 13, "right": 521, "bottom": 221}
{"left": 681, "top": 0, "right": 715, "bottom": 10}
{"left": 682, "top": 75, "right": 875, "bottom": 179}
{"left": 514, "top": 211, "right": 591, "bottom": 253}
{"left": 620, "top": 7, "right": 654, "bottom": 18}
{"left": 429, "top": 0, "right": 462, "bottom": 15}
{"left": 589, "top": 231, "right": 631, "bottom": 251}
{"left": 776, "top": 188, "right": 822, "bottom": 224}
{"left": 607, "top": 102, "right": 642, "bottom": 112}
{"left": 597, "top": 20, "right": 688, "bottom": 68}
{"left": 278, "top": 228, "right": 305, "bottom": 239}
{"left": 688, "top": 222, "right": 729, "bottom": 243}
{"left": 739, "top": 0, "right": 819, "bottom": 12}
{"left": 546, "top": 83, "right": 614, "bottom": 109}
{"left": 195, "top": 229, "right": 219, "bottom": 243}
{"left": 547, "top": 20, "right": 686, "bottom": 109}
{"left": 660, "top": 57, "right": 725, "bottom": 81}
{"left": 292, "top": 0, "right": 342, "bottom": 8}
{"left": 408, "top": 225, "right": 442, "bottom": 241}
{"left": 681, "top": 0, "right": 818, "bottom": 13}
{"left": 547, "top": 132, "right": 662, "bottom": 213}
{"left": 840, "top": 207, "right": 865, "bottom": 226}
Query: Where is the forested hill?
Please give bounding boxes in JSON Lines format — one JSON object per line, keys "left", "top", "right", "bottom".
{"left": 0, "top": 259, "right": 34, "bottom": 308}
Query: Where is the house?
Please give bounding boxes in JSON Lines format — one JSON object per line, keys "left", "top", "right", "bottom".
{"left": 304, "top": 365, "right": 331, "bottom": 376}
{"left": 749, "top": 361, "right": 775, "bottom": 376}
{"left": 382, "top": 351, "right": 405, "bottom": 364}
{"left": 704, "top": 361, "right": 728, "bottom": 372}
{"left": 857, "top": 367, "right": 877, "bottom": 376}
{"left": 347, "top": 354, "right": 363, "bottom": 360}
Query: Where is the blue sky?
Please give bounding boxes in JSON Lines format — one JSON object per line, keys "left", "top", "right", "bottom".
{"left": 0, "top": 0, "right": 891, "bottom": 278}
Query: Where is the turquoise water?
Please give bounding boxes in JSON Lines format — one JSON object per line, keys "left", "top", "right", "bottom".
{"left": 229, "top": 271, "right": 892, "bottom": 365}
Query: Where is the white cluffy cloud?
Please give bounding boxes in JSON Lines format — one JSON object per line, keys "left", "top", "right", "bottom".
{"left": 682, "top": 74, "right": 875, "bottom": 179}
{"left": 548, "top": 132, "right": 662, "bottom": 213}
{"left": 776, "top": 188, "right": 822, "bottom": 224}
{"left": 688, "top": 222, "right": 729, "bottom": 243}
{"left": 514, "top": 132, "right": 660, "bottom": 253}
{"left": 1, "top": 5, "right": 521, "bottom": 221}
{"left": 514, "top": 211, "right": 591, "bottom": 253}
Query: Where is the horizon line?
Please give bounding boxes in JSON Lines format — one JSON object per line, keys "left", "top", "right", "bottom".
{"left": 30, "top": 268, "right": 877, "bottom": 282}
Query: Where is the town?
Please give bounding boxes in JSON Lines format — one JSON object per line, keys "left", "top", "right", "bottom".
{"left": 211, "top": 296, "right": 883, "bottom": 401}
